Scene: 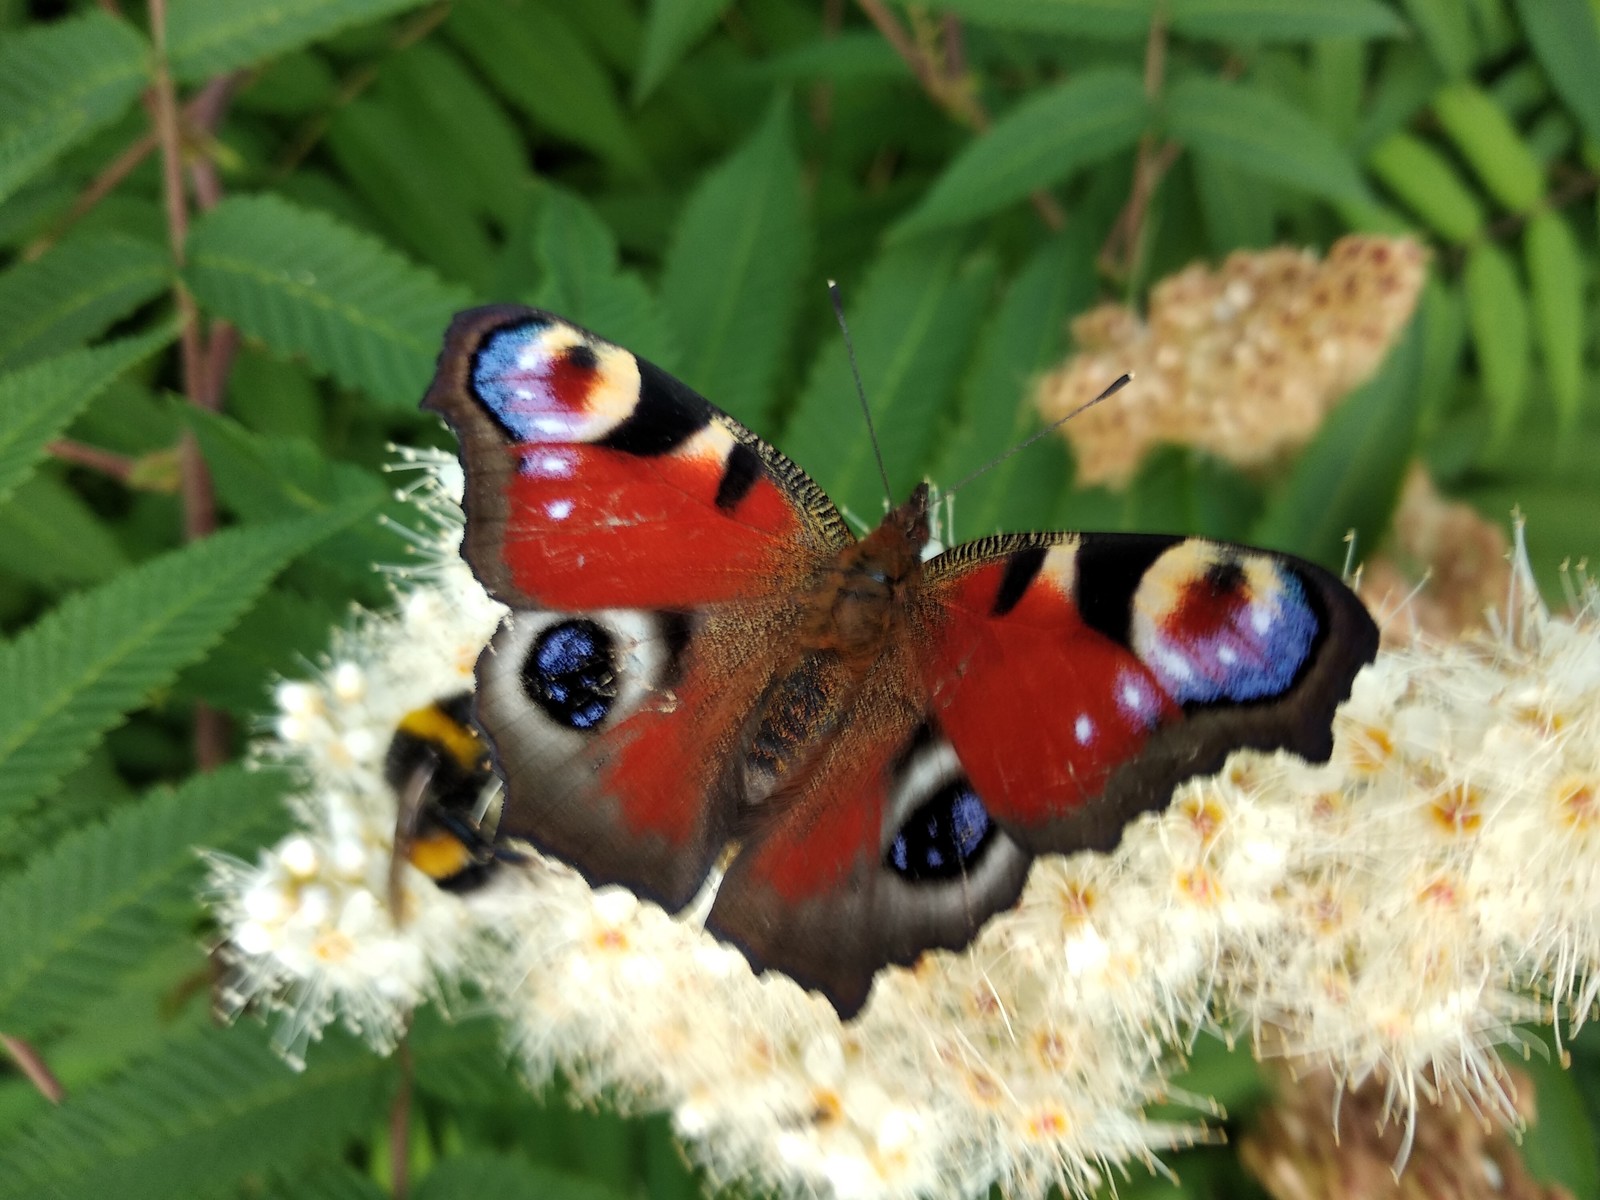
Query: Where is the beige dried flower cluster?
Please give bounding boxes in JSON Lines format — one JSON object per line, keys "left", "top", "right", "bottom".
{"left": 208, "top": 460, "right": 1600, "bottom": 1199}
{"left": 1037, "top": 236, "right": 1428, "bottom": 488}
{"left": 1360, "top": 465, "right": 1513, "bottom": 646}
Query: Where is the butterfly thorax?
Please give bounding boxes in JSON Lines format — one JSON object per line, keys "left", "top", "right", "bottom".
{"left": 738, "top": 486, "right": 931, "bottom": 809}
{"left": 798, "top": 483, "right": 930, "bottom": 671}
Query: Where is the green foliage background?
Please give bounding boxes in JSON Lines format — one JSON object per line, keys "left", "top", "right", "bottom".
{"left": 0, "top": 0, "right": 1598, "bottom": 1196}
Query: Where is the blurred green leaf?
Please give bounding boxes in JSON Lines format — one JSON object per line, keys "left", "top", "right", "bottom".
{"left": 166, "top": 0, "right": 430, "bottom": 82}
{"left": 415, "top": 1151, "right": 630, "bottom": 1200}
{"left": 186, "top": 194, "right": 469, "bottom": 405}
{"left": 1463, "top": 239, "right": 1532, "bottom": 456}
{"left": 635, "top": 0, "right": 730, "bottom": 101}
{"left": 1366, "top": 131, "right": 1485, "bottom": 241}
{"left": 0, "top": 472, "right": 130, "bottom": 587}
{"left": 1432, "top": 81, "right": 1544, "bottom": 212}
{"left": 448, "top": 0, "right": 648, "bottom": 178}
{"left": 0, "top": 332, "right": 170, "bottom": 508}
{"left": 659, "top": 96, "right": 808, "bottom": 429}
{"left": 933, "top": 230, "right": 1095, "bottom": 536}
{"left": 1251, "top": 313, "right": 1423, "bottom": 569}
{"left": 0, "top": 12, "right": 148, "bottom": 207}
{"left": 895, "top": 68, "right": 1147, "bottom": 237}
{"left": 1513, "top": 0, "right": 1600, "bottom": 150}
{"left": 0, "top": 232, "right": 170, "bottom": 371}
{"left": 1166, "top": 76, "right": 1371, "bottom": 206}
{"left": 1169, "top": 0, "right": 1404, "bottom": 39}
{"left": 0, "top": 506, "right": 365, "bottom": 820}
{"left": 1399, "top": 0, "right": 1477, "bottom": 76}
{"left": 892, "top": 0, "right": 1155, "bottom": 38}
{"left": 1523, "top": 209, "right": 1586, "bottom": 447}
{"left": 782, "top": 238, "right": 996, "bottom": 522}
{"left": 1514, "top": 1035, "right": 1600, "bottom": 1199}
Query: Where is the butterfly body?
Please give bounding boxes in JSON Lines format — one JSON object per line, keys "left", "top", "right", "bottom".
{"left": 425, "top": 305, "right": 1380, "bottom": 1017}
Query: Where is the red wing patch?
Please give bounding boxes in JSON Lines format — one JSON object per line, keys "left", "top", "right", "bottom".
{"left": 917, "top": 542, "right": 1182, "bottom": 830}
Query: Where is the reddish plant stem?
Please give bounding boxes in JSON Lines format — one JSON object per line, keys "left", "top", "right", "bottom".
{"left": 1, "top": 1034, "right": 65, "bottom": 1104}
{"left": 148, "top": 0, "right": 236, "bottom": 768}
{"left": 1099, "top": 14, "right": 1176, "bottom": 281}
{"left": 389, "top": 1037, "right": 414, "bottom": 1200}
{"left": 46, "top": 438, "right": 138, "bottom": 481}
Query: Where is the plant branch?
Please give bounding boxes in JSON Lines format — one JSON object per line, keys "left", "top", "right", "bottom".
{"left": 1099, "top": 14, "right": 1178, "bottom": 282}
{"left": 1, "top": 1034, "right": 65, "bottom": 1104}
{"left": 47, "top": 438, "right": 138, "bottom": 481}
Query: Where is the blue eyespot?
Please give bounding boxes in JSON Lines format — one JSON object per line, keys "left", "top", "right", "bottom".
{"left": 522, "top": 619, "right": 617, "bottom": 731}
{"left": 886, "top": 781, "right": 995, "bottom": 882}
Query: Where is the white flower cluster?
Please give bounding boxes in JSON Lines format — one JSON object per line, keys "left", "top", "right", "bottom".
{"left": 207, "top": 461, "right": 1600, "bottom": 1197}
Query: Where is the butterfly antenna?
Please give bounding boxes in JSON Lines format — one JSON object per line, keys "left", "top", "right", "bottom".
{"left": 829, "top": 280, "right": 894, "bottom": 504}
{"left": 945, "top": 372, "right": 1133, "bottom": 497}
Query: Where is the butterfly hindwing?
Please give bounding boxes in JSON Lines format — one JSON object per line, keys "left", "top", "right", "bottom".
{"left": 915, "top": 533, "right": 1379, "bottom": 853}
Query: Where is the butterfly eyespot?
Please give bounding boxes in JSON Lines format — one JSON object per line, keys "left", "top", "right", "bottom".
{"left": 885, "top": 779, "right": 996, "bottom": 881}
{"left": 523, "top": 619, "right": 619, "bottom": 731}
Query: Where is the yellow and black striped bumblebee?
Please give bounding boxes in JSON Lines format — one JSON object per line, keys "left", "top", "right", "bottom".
{"left": 384, "top": 693, "right": 513, "bottom": 907}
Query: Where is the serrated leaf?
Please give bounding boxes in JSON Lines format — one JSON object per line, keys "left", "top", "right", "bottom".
{"left": 635, "top": 0, "right": 730, "bottom": 101}
{"left": 0, "top": 764, "right": 292, "bottom": 1038}
{"left": 659, "top": 97, "right": 808, "bottom": 429}
{"left": 447, "top": 0, "right": 648, "bottom": 178}
{"left": 0, "top": 506, "right": 364, "bottom": 820}
{"left": 166, "top": 0, "right": 431, "bottom": 82}
{"left": 932, "top": 231, "right": 1096, "bottom": 537}
{"left": 1168, "top": 0, "right": 1403, "bottom": 39}
{"left": 1165, "top": 76, "right": 1371, "bottom": 206}
{"left": 0, "top": 12, "right": 149, "bottom": 206}
{"left": 0, "top": 232, "right": 170, "bottom": 371}
{"left": 325, "top": 96, "right": 496, "bottom": 290}
{"left": 782, "top": 239, "right": 996, "bottom": 523}
{"left": 186, "top": 194, "right": 469, "bottom": 405}
{"left": 534, "top": 188, "right": 678, "bottom": 369}
{"left": 1463, "top": 239, "right": 1531, "bottom": 455}
{"left": 1513, "top": 0, "right": 1600, "bottom": 150}
{"left": 1250, "top": 314, "right": 1423, "bottom": 570}
{"left": 894, "top": 68, "right": 1148, "bottom": 237}
{"left": 0, "top": 331, "right": 171, "bottom": 508}
{"left": 415, "top": 1153, "right": 630, "bottom": 1200}
{"left": 892, "top": 0, "right": 1155, "bottom": 37}
{"left": 0, "top": 1024, "right": 391, "bottom": 1200}
{"left": 0, "top": 472, "right": 130, "bottom": 587}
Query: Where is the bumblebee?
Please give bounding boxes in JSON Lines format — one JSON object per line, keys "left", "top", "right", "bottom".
{"left": 383, "top": 693, "right": 507, "bottom": 905}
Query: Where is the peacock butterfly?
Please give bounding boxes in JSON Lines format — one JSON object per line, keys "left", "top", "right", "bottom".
{"left": 423, "top": 305, "right": 1379, "bottom": 1018}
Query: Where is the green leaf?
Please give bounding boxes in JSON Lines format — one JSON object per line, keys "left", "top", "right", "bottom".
{"left": 1165, "top": 76, "right": 1371, "bottom": 206}
{"left": 1513, "top": 0, "right": 1600, "bottom": 149}
{"left": 0, "top": 764, "right": 292, "bottom": 1038}
{"left": 0, "top": 1024, "right": 391, "bottom": 1200}
{"left": 166, "top": 0, "right": 431, "bottom": 82}
{"left": 1463, "top": 239, "right": 1531, "bottom": 455}
{"left": 325, "top": 96, "right": 496, "bottom": 290}
{"left": 1366, "top": 131, "right": 1486, "bottom": 242}
{"left": 186, "top": 194, "right": 469, "bottom": 405}
{"left": 0, "top": 12, "right": 149, "bottom": 206}
{"left": 0, "top": 232, "right": 170, "bottom": 371}
{"left": 659, "top": 97, "right": 808, "bottom": 429}
{"left": 892, "top": 0, "right": 1156, "bottom": 38}
{"left": 0, "top": 506, "right": 364, "bottom": 820}
{"left": 0, "top": 472, "right": 131, "bottom": 587}
{"left": 1432, "top": 81, "right": 1545, "bottom": 212}
{"left": 1515, "top": 1034, "right": 1600, "bottom": 1199}
{"left": 0, "top": 331, "right": 171, "bottom": 508}
{"left": 448, "top": 0, "right": 648, "bottom": 178}
{"left": 1524, "top": 209, "right": 1586, "bottom": 445}
{"left": 782, "top": 239, "right": 997, "bottom": 523}
{"left": 415, "top": 1153, "right": 630, "bottom": 1200}
{"left": 1399, "top": 0, "right": 1477, "bottom": 76}
{"left": 932, "top": 231, "right": 1097, "bottom": 537}
{"left": 636, "top": 0, "right": 730, "bottom": 101}
{"left": 1168, "top": 0, "right": 1404, "bottom": 39}
{"left": 894, "top": 68, "right": 1148, "bottom": 237}
{"left": 533, "top": 189, "right": 678, "bottom": 369}
{"left": 1250, "top": 313, "right": 1424, "bottom": 570}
